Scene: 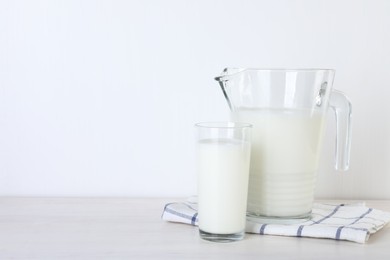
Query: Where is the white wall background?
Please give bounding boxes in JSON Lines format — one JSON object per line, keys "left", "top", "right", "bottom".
{"left": 0, "top": 0, "right": 389, "bottom": 198}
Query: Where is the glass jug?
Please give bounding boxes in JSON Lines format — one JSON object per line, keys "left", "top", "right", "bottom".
{"left": 215, "top": 68, "right": 352, "bottom": 222}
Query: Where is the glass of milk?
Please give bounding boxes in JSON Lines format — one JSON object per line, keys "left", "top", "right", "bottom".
{"left": 195, "top": 122, "right": 252, "bottom": 242}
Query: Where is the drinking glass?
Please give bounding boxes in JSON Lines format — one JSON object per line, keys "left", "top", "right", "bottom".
{"left": 195, "top": 122, "right": 252, "bottom": 242}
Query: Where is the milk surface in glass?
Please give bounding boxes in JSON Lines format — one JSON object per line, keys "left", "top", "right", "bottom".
{"left": 197, "top": 138, "right": 251, "bottom": 234}
{"left": 231, "top": 108, "right": 325, "bottom": 218}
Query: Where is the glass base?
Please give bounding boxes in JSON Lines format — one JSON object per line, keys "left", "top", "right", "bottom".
{"left": 246, "top": 212, "right": 312, "bottom": 225}
{"left": 199, "top": 229, "right": 244, "bottom": 242}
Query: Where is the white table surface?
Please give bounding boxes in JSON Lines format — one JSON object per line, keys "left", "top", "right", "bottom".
{"left": 0, "top": 198, "right": 389, "bottom": 259}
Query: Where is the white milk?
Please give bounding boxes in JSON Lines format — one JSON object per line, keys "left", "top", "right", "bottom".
{"left": 231, "top": 108, "right": 325, "bottom": 217}
{"left": 197, "top": 138, "right": 251, "bottom": 234}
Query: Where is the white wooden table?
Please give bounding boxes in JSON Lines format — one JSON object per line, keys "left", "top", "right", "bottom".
{"left": 0, "top": 198, "right": 389, "bottom": 259}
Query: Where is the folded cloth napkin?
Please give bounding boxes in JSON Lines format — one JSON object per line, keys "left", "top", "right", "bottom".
{"left": 162, "top": 198, "right": 390, "bottom": 243}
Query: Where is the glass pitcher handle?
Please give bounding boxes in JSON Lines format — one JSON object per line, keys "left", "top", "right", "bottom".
{"left": 329, "top": 90, "right": 352, "bottom": 171}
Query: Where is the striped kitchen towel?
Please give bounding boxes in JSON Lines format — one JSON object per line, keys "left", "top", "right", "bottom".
{"left": 162, "top": 198, "right": 390, "bottom": 243}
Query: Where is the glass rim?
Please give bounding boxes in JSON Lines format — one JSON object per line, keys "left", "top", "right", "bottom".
{"left": 215, "top": 68, "right": 335, "bottom": 81}
{"left": 194, "top": 122, "right": 252, "bottom": 129}
{"left": 225, "top": 68, "right": 335, "bottom": 72}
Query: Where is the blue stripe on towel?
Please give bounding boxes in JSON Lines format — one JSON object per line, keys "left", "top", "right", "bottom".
{"left": 297, "top": 225, "right": 304, "bottom": 237}
{"left": 191, "top": 213, "right": 198, "bottom": 225}
{"left": 164, "top": 207, "right": 194, "bottom": 221}
{"left": 259, "top": 224, "right": 267, "bottom": 235}
{"left": 351, "top": 208, "right": 373, "bottom": 224}
{"left": 336, "top": 226, "right": 344, "bottom": 240}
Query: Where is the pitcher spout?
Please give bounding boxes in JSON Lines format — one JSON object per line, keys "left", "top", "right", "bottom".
{"left": 214, "top": 68, "right": 247, "bottom": 82}
{"left": 214, "top": 68, "right": 247, "bottom": 111}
